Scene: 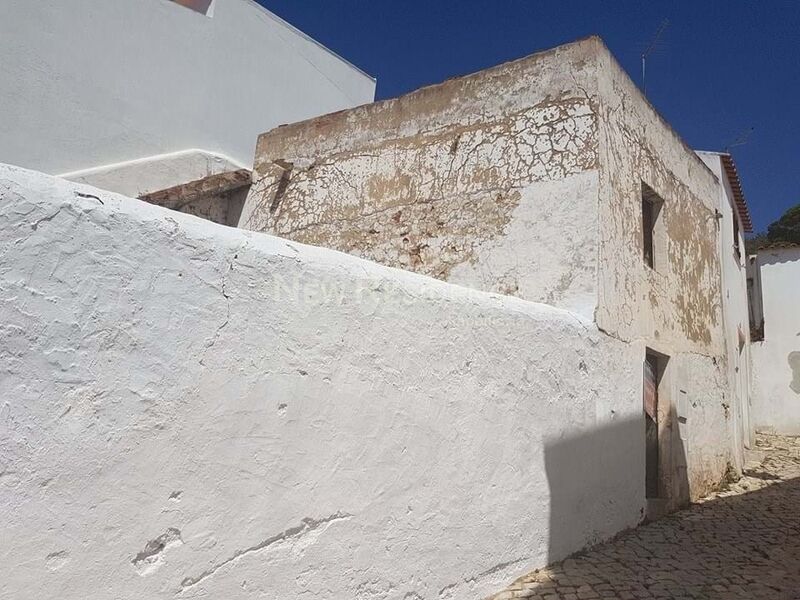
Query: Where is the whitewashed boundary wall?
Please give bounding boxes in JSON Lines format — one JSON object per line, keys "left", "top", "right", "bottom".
{"left": 1, "top": 165, "right": 643, "bottom": 599}
{"left": 751, "top": 247, "right": 800, "bottom": 435}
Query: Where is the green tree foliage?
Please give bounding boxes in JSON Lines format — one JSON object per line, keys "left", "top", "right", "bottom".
{"left": 767, "top": 204, "right": 800, "bottom": 245}
{"left": 746, "top": 203, "right": 800, "bottom": 253}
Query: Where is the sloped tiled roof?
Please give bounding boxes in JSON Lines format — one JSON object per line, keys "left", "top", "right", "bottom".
{"left": 720, "top": 154, "right": 753, "bottom": 233}
{"left": 758, "top": 241, "right": 800, "bottom": 251}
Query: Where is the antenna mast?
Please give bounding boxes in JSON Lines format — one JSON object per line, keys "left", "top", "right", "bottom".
{"left": 725, "top": 127, "right": 754, "bottom": 153}
{"left": 642, "top": 19, "right": 669, "bottom": 95}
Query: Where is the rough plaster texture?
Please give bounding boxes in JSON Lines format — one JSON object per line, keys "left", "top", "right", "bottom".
{"left": 697, "top": 151, "right": 754, "bottom": 459}
{"left": 0, "top": 165, "right": 644, "bottom": 599}
{"left": 241, "top": 40, "right": 601, "bottom": 318}
{"left": 593, "top": 50, "right": 723, "bottom": 356}
{"left": 242, "top": 37, "right": 739, "bottom": 503}
{"left": 0, "top": 0, "right": 375, "bottom": 179}
{"left": 751, "top": 247, "right": 800, "bottom": 435}
{"left": 593, "top": 46, "right": 737, "bottom": 502}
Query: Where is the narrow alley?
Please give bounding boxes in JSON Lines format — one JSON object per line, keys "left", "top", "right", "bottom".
{"left": 489, "top": 434, "right": 800, "bottom": 600}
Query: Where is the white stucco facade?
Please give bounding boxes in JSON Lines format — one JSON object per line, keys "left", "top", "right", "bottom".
{"left": 1, "top": 164, "right": 645, "bottom": 599}
{"left": 696, "top": 151, "right": 754, "bottom": 460}
{"left": 750, "top": 245, "right": 800, "bottom": 434}
{"left": 0, "top": 0, "right": 375, "bottom": 193}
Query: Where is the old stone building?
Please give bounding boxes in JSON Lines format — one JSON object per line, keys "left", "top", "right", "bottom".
{"left": 0, "top": 34, "right": 761, "bottom": 600}
{"left": 697, "top": 151, "right": 755, "bottom": 461}
{"left": 242, "top": 36, "right": 748, "bottom": 511}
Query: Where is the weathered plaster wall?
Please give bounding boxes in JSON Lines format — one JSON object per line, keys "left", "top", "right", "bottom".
{"left": 697, "top": 151, "right": 754, "bottom": 459}
{"left": 0, "top": 165, "right": 644, "bottom": 600}
{"left": 751, "top": 247, "right": 800, "bottom": 434}
{"left": 593, "top": 42, "right": 735, "bottom": 502}
{"left": 241, "top": 36, "right": 740, "bottom": 504}
{"left": 241, "top": 39, "right": 602, "bottom": 317}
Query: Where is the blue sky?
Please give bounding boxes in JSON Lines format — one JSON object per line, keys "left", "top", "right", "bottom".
{"left": 261, "top": 1, "right": 799, "bottom": 233}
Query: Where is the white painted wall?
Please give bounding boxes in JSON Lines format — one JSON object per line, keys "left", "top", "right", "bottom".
{"left": 0, "top": 0, "right": 374, "bottom": 188}
{"left": 0, "top": 164, "right": 644, "bottom": 600}
{"left": 61, "top": 149, "right": 244, "bottom": 198}
{"left": 751, "top": 246, "right": 800, "bottom": 434}
{"left": 697, "top": 151, "right": 754, "bottom": 460}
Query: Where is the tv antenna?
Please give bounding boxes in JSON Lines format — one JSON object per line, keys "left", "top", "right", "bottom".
{"left": 642, "top": 19, "right": 669, "bottom": 95}
{"left": 725, "top": 127, "right": 754, "bottom": 152}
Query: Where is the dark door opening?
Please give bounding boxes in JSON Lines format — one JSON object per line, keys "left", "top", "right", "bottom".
{"left": 644, "top": 353, "right": 660, "bottom": 498}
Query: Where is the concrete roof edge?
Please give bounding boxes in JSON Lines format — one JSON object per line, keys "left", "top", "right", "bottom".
{"left": 57, "top": 149, "right": 248, "bottom": 179}
{"left": 589, "top": 37, "right": 720, "bottom": 187}
{"left": 757, "top": 241, "right": 800, "bottom": 251}
{"left": 256, "top": 35, "right": 603, "bottom": 148}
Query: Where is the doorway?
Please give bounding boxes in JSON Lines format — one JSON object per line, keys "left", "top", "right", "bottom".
{"left": 644, "top": 352, "right": 660, "bottom": 498}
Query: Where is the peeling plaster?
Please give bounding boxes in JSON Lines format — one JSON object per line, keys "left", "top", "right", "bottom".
{"left": 132, "top": 528, "right": 183, "bottom": 576}
{"left": 594, "top": 43, "right": 733, "bottom": 500}
{"left": 241, "top": 40, "right": 601, "bottom": 316}
{"left": 239, "top": 37, "right": 737, "bottom": 504}
{"left": 243, "top": 98, "right": 596, "bottom": 289}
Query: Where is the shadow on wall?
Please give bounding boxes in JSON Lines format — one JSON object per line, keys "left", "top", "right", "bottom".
{"left": 790, "top": 351, "right": 800, "bottom": 395}
{"left": 499, "top": 467, "right": 800, "bottom": 598}
{"left": 544, "top": 389, "right": 690, "bottom": 563}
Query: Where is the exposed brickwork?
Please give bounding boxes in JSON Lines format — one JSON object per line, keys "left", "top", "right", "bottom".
{"left": 139, "top": 169, "right": 251, "bottom": 226}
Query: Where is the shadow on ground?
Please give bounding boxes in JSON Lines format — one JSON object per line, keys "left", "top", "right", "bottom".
{"left": 493, "top": 472, "right": 800, "bottom": 599}
{"left": 545, "top": 402, "right": 690, "bottom": 563}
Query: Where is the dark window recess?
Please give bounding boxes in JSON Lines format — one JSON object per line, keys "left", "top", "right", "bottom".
{"left": 748, "top": 277, "right": 765, "bottom": 341}
{"left": 641, "top": 183, "right": 664, "bottom": 270}
{"left": 733, "top": 213, "right": 741, "bottom": 260}
{"left": 642, "top": 198, "right": 655, "bottom": 268}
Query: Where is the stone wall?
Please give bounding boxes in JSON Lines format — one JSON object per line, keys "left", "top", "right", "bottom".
{"left": 139, "top": 168, "right": 251, "bottom": 227}
{"left": 241, "top": 39, "right": 602, "bottom": 318}
{"left": 0, "top": 165, "right": 643, "bottom": 600}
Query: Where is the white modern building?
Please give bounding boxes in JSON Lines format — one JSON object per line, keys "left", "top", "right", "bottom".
{"left": 0, "top": 0, "right": 375, "bottom": 197}
{"left": 748, "top": 243, "right": 800, "bottom": 434}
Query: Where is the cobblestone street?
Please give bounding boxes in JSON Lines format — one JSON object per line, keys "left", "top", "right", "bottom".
{"left": 489, "top": 434, "right": 800, "bottom": 600}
